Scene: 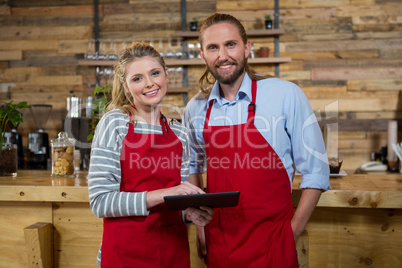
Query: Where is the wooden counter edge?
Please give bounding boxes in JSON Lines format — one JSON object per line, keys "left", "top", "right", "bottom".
{"left": 1, "top": 185, "right": 402, "bottom": 209}
{"left": 292, "top": 189, "right": 402, "bottom": 209}
{"left": 0, "top": 185, "right": 89, "bottom": 202}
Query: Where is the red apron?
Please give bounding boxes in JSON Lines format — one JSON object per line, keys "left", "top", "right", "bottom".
{"left": 101, "top": 114, "right": 190, "bottom": 268}
{"left": 203, "top": 80, "right": 298, "bottom": 267}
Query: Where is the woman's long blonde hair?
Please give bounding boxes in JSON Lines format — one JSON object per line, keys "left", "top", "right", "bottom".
{"left": 198, "top": 13, "right": 274, "bottom": 94}
{"left": 107, "top": 42, "right": 167, "bottom": 116}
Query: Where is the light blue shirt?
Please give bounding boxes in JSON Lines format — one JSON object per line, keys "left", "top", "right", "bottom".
{"left": 183, "top": 73, "right": 331, "bottom": 191}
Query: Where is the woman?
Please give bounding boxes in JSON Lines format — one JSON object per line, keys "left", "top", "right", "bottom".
{"left": 88, "top": 42, "right": 213, "bottom": 267}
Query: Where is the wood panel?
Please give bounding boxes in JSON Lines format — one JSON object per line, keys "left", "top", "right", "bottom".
{"left": 0, "top": 50, "right": 22, "bottom": 61}
{"left": 104, "top": 3, "right": 180, "bottom": 15}
{"left": 319, "top": 119, "right": 402, "bottom": 132}
{"left": 347, "top": 79, "right": 402, "bottom": 91}
{"left": 0, "top": 202, "right": 52, "bottom": 268}
{"left": 0, "top": 16, "right": 94, "bottom": 27}
{"left": 8, "top": 0, "right": 125, "bottom": 7}
{"left": 304, "top": 58, "right": 402, "bottom": 70}
{"left": 0, "top": 5, "right": 10, "bottom": 15}
{"left": 310, "top": 98, "right": 399, "bottom": 112}
{"left": 9, "top": 5, "right": 98, "bottom": 17}
{"left": 0, "top": 40, "right": 58, "bottom": 50}
{"left": 311, "top": 68, "right": 402, "bottom": 80}
{"left": 52, "top": 202, "right": 101, "bottom": 268}
{"left": 0, "top": 26, "right": 92, "bottom": 40}
{"left": 336, "top": 3, "right": 402, "bottom": 17}
{"left": 0, "top": 66, "right": 42, "bottom": 82}
{"left": 10, "top": 56, "right": 79, "bottom": 67}
{"left": 286, "top": 39, "right": 402, "bottom": 52}
{"left": 217, "top": 1, "right": 271, "bottom": 11}
{"left": 307, "top": 207, "right": 402, "bottom": 267}
{"left": 275, "top": 0, "right": 377, "bottom": 9}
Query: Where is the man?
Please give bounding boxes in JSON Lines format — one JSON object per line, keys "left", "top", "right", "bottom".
{"left": 183, "top": 13, "right": 331, "bottom": 267}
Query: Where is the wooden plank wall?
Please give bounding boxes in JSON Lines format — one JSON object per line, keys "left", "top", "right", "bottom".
{"left": 0, "top": 0, "right": 401, "bottom": 170}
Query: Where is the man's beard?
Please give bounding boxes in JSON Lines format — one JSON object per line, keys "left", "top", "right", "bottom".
{"left": 207, "top": 57, "right": 246, "bottom": 85}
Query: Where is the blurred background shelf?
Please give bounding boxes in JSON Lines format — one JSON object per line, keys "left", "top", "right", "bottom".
{"left": 78, "top": 57, "right": 292, "bottom": 66}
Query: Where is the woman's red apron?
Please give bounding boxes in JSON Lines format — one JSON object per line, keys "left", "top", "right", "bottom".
{"left": 101, "top": 115, "right": 190, "bottom": 268}
{"left": 203, "top": 80, "right": 298, "bottom": 267}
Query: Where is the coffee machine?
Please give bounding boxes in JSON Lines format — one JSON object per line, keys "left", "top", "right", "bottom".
{"left": 26, "top": 104, "right": 52, "bottom": 170}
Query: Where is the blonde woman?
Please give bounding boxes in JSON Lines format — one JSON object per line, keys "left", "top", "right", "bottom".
{"left": 88, "top": 42, "right": 213, "bottom": 267}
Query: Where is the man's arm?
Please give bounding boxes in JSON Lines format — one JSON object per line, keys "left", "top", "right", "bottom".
{"left": 291, "top": 188, "right": 322, "bottom": 241}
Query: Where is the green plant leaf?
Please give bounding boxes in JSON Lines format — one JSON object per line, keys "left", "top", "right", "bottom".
{"left": 94, "top": 85, "right": 102, "bottom": 95}
{"left": 8, "top": 110, "right": 23, "bottom": 127}
{"left": 87, "top": 132, "right": 94, "bottom": 141}
{"left": 15, "top": 102, "right": 29, "bottom": 109}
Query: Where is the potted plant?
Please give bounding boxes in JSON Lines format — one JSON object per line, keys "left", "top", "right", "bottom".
{"left": 265, "top": 15, "right": 273, "bottom": 29}
{"left": 0, "top": 101, "right": 30, "bottom": 176}
{"left": 190, "top": 18, "right": 198, "bottom": 31}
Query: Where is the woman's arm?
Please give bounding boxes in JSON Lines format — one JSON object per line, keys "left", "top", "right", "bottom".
{"left": 88, "top": 110, "right": 149, "bottom": 218}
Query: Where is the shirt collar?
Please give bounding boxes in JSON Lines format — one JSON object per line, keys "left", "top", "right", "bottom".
{"left": 207, "top": 73, "right": 253, "bottom": 106}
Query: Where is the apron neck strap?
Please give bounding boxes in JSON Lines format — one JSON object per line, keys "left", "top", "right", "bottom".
{"left": 160, "top": 113, "right": 172, "bottom": 135}
{"left": 247, "top": 80, "right": 257, "bottom": 123}
{"left": 204, "top": 99, "right": 215, "bottom": 129}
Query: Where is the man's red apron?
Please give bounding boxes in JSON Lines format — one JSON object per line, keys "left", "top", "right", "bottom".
{"left": 203, "top": 80, "right": 298, "bottom": 267}
{"left": 101, "top": 114, "right": 190, "bottom": 268}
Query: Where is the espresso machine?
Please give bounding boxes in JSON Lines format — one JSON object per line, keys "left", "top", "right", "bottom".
{"left": 26, "top": 104, "right": 52, "bottom": 170}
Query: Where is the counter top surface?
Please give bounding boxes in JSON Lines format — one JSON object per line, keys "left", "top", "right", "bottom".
{"left": 0, "top": 170, "right": 401, "bottom": 208}
{"left": 0, "top": 170, "right": 89, "bottom": 187}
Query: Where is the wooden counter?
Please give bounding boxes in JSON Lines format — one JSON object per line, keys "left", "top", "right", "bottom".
{"left": 0, "top": 170, "right": 401, "bottom": 267}
{"left": 2, "top": 170, "right": 401, "bottom": 206}
{"left": 0, "top": 170, "right": 89, "bottom": 202}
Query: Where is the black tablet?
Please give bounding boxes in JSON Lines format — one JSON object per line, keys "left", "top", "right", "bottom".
{"left": 164, "top": 191, "right": 240, "bottom": 211}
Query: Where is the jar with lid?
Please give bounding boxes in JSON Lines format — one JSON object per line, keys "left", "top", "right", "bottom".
{"left": 51, "top": 132, "right": 75, "bottom": 176}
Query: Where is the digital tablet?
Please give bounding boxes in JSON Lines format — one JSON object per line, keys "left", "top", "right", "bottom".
{"left": 164, "top": 191, "right": 240, "bottom": 211}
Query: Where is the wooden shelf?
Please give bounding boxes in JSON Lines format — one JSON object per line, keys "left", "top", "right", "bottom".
{"left": 78, "top": 57, "right": 291, "bottom": 67}
{"left": 175, "top": 29, "right": 285, "bottom": 38}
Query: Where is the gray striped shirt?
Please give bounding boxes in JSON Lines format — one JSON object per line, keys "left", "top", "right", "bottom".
{"left": 88, "top": 108, "right": 190, "bottom": 265}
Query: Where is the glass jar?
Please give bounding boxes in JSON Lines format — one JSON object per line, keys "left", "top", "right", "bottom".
{"left": 51, "top": 132, "right": 75, "bottom": 176}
